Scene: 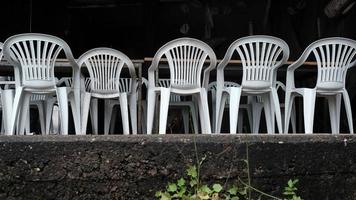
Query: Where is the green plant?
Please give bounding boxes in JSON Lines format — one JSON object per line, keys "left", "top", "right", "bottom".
{"left": 155, "top": 164, "right": 243, "bottom": 200}
{"left": 283, "top": 179, "right": 301, "bottom": 200}
{"left": 156, "top": 139, "right": 302, "bottom": 200}
{"left": 155, "top": 164, "right": 301, "bottom": 200}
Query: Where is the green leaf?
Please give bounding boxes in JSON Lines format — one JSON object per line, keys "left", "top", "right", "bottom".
{"left": 200, "top": 185, "right": 212, "bottom": 194}
{"left": 167, "top": 183, "right": 177, "bottom": 192}
{"left": 288, "top": 179, "right": 294, "bottom": 187}
{"left": 187, "top": 165, "right": 198, "bottom": 178}
{"left": 231, "top": 197, "right": 240, "bottom": 200}
{"left": 293, "top": 196, "right": 302, "bottom": 200}
{"left": 177, "top": 187, "right": 186, "bottom": 197}
{"left": 228, "top": 186, "right": 238, "bottom": 195}
{"left": 212, "top": 184, "right": 223, "bottom": 193}
{"left": 283, "top": 191, "right": 296, "bottom": 195}
{"left": 197, "top": 191, "right": 210, "bottom": 199}
{"left": 177, "top": 178, "right": 185, "bottom": 187}
{"left": 239, "top": 187, "right": 247, "bottom": 196}
{"left": 155, "top": 191, "right": 162, "bottom": 197}
{"left": 159, "top": 192, "right": 171, "bottom": 200}
{"left": 190, "top": 179, "right": 197, "bottom": 187}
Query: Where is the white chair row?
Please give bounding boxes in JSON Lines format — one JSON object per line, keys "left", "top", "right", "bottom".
{"left": 0, "top": 33, "right": 355, "bottom": 135}
{"left": 147, "top": 36, "right": 356, "bottom": 134}
{"left": 0, "top": 33, "right": 137, "bottom": 135}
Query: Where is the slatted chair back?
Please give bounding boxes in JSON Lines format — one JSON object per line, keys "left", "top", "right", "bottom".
{"left": 148, "top": 38, "right": 216, "bottom": 90}
{"left": 218, "top": 35, "right": 289, "bottom": 90}
{"left": 77, "top": 48, "right": 136, "bottom": 96}
{"left": 303, "top": 38, "right": 356, "bottom": 90}
{"left": 3, "top": 33, "right": 76, "bottom": 89}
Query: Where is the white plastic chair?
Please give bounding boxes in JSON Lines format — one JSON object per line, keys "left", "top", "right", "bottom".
{"left": 79, "top": 48, "right": 137, "bottom": 135}
{"left": 285, "top": 37, "right": 356, "bottom": 134}
{"left": 146, "top": 38, "right": 217, "bottom": 134}
{"left": 3, "top": 33, "right": 81, "bottom": 135}
{"left": 216, "top": 35, "right": 289, "bottom": 134}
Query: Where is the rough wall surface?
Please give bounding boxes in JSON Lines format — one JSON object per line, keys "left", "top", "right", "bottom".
{"left": 0, "top": 135, "right": 355, "bottom": 200}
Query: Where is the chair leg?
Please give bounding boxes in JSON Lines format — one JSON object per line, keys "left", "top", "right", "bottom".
{"left": 141, "top": 101, "right": 147, "bottom": 134}
{"left": 198, "top": 89, "right": 212, "bottom": 134}
{"left": 81, "top": 92, "right": 91, "bottom": 135}
{"left": 18, "top": 93, "right": 30, "bottom": 135}
{"left": 335, "top": 94, "right": 341, "bottom": 133}
{"left": 291, "top": 103, "right": 297, "bottom": 133}
{"left": 342, "top": 89, "right": 354, "bottom": 134}
{"left": 25, "top": 103, "right": 31, "bottom": 135}
{"left": 246, "top": 105, "right": 253, "bottom": 133}
{"left": 182, "top": 108, "right": 189, "bottom": 134}
{"left": 104, "top": 100, "right": 114, "bottom": 135}
{"left": 214, "top": 90, "right": 222, "bottom": 133}
{"left": 109, "top": 106, "right": 118, "bottom": 134}
{"left": 159, "top": 88, "right": 170, "bottom": 134}
{"left": 45, "top": 98, "right": 56, "bottom": 135}
{"left": 10, "top": 87, "right": 24, "bottom": 135}
{"left": 73, "top": 88, "right": 82, "bottom": 135}
{"left": 52, "top": 105, "right": 59, "bottom": 134}
{"left": 252, "top": 102, "right": 263, "bottom": 134}
{"left": 57, "top": 87, "right": 69, "bottom": 135}
{"left": 119, "top": 93, "right": 130, "bottom": 135}
{"left": 216, "top": 94, "right": 227, "bottom": 133}
{"left": 129, "top": 93, "right": 137, "bottom": 135}
{"left": 146, "top": 89, "right": 156, "bottom": 135}
{"left": 327, "top": 95, "right": 341, "bottom": 134}
{"left": 284, "top": 92, "right": 295, "bottom": 133}
{"left": 228, "top": 87, "right": 241, "bottom": 134}
{"left": 271, "top": 88, "right": 283, "bottom": 134}
{"left": 302, "top": 89, "right": 316, "bottom": 134}
{"left": 190, "top": 104, "right": 199, "bottom": 134}
{"left": 262, "top": 94, "right": 273, "bottom": 134}
{"left": 237, "top": 111, "right": 243, "bottom": 133}
{"left": 2, "top": 89, "right": 15, "bottom": 135}
{"left": 37, "top": 102, "right": 46, "bottom": 135}
{"left": 90, "top": 98, "right": 98, "bottom": 135}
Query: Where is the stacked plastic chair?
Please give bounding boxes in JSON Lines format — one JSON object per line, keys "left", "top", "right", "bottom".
{"left": 215, "top": 35, "right": 289, "bottom": 134}
{"left": 285, "top": 37, "right": 356, "bottom": 134}
{"left": 3, "top": 33, "right": 81, "bottom": 135}
{"left": 79, "top": 48, "right": 137, "bottom": 135}
{"left": 146, "top": 38, "right": 216, "bottom": 134}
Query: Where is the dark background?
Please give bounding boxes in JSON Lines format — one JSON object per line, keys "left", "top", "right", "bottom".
{"left": 2, "top": 0, "right": 356, "bottom": 59}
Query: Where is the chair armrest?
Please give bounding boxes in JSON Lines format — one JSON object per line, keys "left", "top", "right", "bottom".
{"left": 202, "top": 57, "right": 217, "bottom": 89}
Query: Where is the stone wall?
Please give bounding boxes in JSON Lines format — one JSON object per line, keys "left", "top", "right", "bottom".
{"left": 0, "top": 135, "right": 355, "bottom": 200}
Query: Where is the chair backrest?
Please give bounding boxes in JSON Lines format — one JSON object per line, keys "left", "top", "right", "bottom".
{"left": 148, "top": 38, "right": 217, "bottom": 90}
{"left": 217, "top": 35, "right": 289, "bottom": 90}
{"left": 297, "top": 38, "right": 356, "bottom": 90}
{"left": 3, "top": 33, "right": 76, "bottom": 89}
{"left": 77, "top": 48, "right": 136, "bottom": 95}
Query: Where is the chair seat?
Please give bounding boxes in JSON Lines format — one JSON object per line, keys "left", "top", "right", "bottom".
{"left": 91, "top": 92, "right": 121, "bottom": 99}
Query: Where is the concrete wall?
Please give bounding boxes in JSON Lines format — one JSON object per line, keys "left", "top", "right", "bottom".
{"left": 0, "top": 135, "right": 355, "bottom": 200}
